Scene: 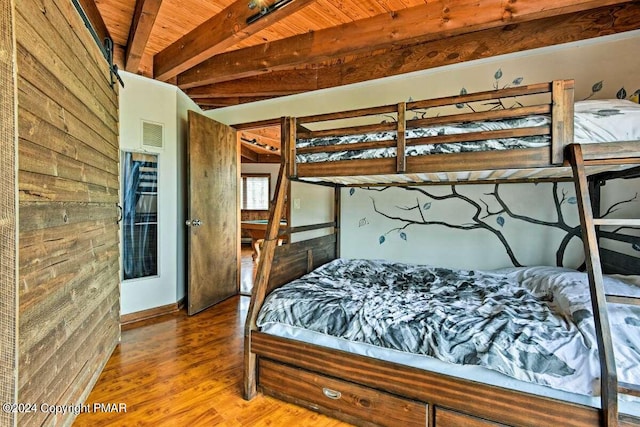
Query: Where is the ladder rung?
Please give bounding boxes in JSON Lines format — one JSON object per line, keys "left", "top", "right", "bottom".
{"left": 593, "top": 219, "right": 640, "bottom": 227}
{"left": 619, "top": 382, "right": 640, "bottom": 398}
{"left": 606, "top": 294, "right": 640, "bottom": 307}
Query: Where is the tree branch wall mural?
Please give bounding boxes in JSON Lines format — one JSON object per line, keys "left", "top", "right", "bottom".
{"left": 343, "top": 183, "right": 638, "bottom": 270}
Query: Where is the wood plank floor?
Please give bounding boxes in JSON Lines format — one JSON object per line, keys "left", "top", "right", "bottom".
{"left": 73, "top": 296, "right": 351, "bottom": 426}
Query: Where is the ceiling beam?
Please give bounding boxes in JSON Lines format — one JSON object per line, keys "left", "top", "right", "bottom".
{"left": 153, "top": 0, "right": 319, "bottom": 81}
{"left": 241, "top": 146, "right": 259, "bottom": 162}
{"left": 197, "top": 96, "right": 277, "bottom": 108}
{"left": 200, "top": 3, "right": 640, "bottom": 102}
{"left": 76, "top": 0, "right": 111, "bottom": 46}
{"left": 240, "top": 140, "right": 279, "bottom": 155}
{"left": 125, "top": 0, "right": 164, "bottom": 72}
{"left": 240, "top": 146, "right": 281, "bottom": 163}
{"left": 244, "top": 154, "right": 282, "bottom": 163}
{"left": 178, "top": 0, "right": 635, "bottom": 88}
{"left": 185, "top": 69, "right": 318, "bottom": 98}
{"left": 240, "top": 131, "right": 281, "bottom": 151}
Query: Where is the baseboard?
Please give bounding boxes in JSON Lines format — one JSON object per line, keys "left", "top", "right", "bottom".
{"left": 120, "top": 298, "right": 185, "bottom": 327}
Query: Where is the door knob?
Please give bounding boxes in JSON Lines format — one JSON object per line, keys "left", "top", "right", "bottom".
{"left": 186, "top": 219, "right": 202, "bottom": 227}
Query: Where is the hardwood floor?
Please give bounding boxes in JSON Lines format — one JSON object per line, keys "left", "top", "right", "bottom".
{"left": 73, "top": 296, "right": 351, "bottom": 426}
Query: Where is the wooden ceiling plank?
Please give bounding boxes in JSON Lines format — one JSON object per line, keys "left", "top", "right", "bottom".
{"left": 177, "top": 0, "right": 635, "bottom": 88}
{"left": 76, "top": 0, "right": 111, "bottom": 45}
{"left": 206, "top": 3, "right": 640, "bottom": 103}
{"left": 153, "top": 0, "right": 320, "bottom": 81}
{"left": 125, "top": 0, "right": 164, "bottom": 72}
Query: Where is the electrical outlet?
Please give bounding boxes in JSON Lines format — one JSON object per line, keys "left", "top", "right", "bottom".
{"left": 293, "top": 198, "right": 301, "bottom": 209}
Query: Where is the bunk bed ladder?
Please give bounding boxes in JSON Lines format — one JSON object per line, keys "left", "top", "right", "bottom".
{"left": 244, "top": 119, "right": 291, "bottom": 400}
{"left": 568, "top": 143, "right": 619, "bottom": 427}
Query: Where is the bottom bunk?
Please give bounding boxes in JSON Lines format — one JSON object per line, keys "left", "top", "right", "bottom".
{"left": 250, "top": 256, "right": 640, "bottom": 427}
{"left": 244, "top": 145, "right": 640, "bottom": 426}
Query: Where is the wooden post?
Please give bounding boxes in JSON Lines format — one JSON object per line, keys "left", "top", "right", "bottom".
{"left": 284, "top": 116, "right": 297, "bottom": 178}
{"left": 568, "top": 144, "right": 618, "bottom": 426}
{"left": 243, "top": 162, "right": 289, "bottom": 399}
{"left": 397, "top": 102, "right": 406, "bottom": 173}
{"left": 551, "top": 80, "right": 574, "bottom": 164}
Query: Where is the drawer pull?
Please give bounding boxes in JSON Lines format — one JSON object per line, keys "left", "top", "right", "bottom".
{"left": 322, "top": 387, "right": 342, "bottom": 400}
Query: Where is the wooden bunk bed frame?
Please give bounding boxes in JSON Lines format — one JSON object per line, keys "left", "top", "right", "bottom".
{"left": 244, "top": 79, "right": 640, "bottom": 427}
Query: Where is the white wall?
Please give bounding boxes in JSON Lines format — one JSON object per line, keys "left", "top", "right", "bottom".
{"left": 119, "top": 72, "right": 198, "bottom": 314}
{"left": 204, "top": 31, "right": 640, "bottom": 270}
{"left": 117, "top": 32, "right": 640, "bottom": 303}
{"left": 290, "top": 181, "right": 334, "bottom": 242}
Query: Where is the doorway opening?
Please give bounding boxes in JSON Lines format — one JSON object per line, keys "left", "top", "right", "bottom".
{"left": 237, "top": 125, "right": 286, "bottom": 296}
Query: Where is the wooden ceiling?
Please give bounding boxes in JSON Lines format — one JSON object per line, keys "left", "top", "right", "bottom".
{"left": 87, "top": 0, "right": 640, "bottom": 161}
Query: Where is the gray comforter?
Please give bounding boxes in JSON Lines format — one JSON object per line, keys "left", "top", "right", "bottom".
{"left": 257, "top": 258, "right": 640, "bottom": 396}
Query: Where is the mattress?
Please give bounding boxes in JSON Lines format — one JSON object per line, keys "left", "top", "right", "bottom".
{"left": 257, "top": 259, "right": 640, "bottom": 401}
{"left": 296, "top": 99, "right": 640, "bottom": 163}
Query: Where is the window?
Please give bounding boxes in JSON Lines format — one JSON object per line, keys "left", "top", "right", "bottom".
{"left": 122, "top": 152, "right": 158, "bottom": 280}
{"left": 241, "top": 174, "right": 270, "bottom": 210}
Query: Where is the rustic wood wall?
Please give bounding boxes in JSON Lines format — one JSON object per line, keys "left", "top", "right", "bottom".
{"left": 1, "top": 0, "right": 17, "bottom": 426}
{"left": 15, "top": 0, "right": 120, "bottom": 425}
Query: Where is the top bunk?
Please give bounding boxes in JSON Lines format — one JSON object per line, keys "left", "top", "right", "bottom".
{"left": 283, "top": 79, "right": 640, "bottom": 186}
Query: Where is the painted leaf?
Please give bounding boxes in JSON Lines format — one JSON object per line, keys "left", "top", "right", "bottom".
{"left": 379, "top": 235, "right": 386, "bottom": 244}
{"left": 512, "top": 77, "right": 523, "bottom": 85}
{"left": 349, "top": 188, "right": 355, "bottom": 196}
{"left": 632, "top": 243, "right": 640, "bottom": 252}
{"left": 400, "top": 232, "right": 407, "bottom": 241}
{"left": 497, "top": 216, "right": 505, "bottom": 227}
{"left": 617, "top": 87, "right": 627, "bottom": 99}
{"left": 567, "top": 197, "right": 577, "bottom": 205}
{"left": 423, "top": 202, "right": 432, "bottom": 210}
{"left": 358, "top": 218, "right": 367, "bottom": 227}
{"left": 494, "top": 69, "right": 503, "bottom": 80}
{"left": 592, "top": 81, "right": 603, "bottom": 93}
{"left": 407, "top": 96, "right": 414, "bottom": 102}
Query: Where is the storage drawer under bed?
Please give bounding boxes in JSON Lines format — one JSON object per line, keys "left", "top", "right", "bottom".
{"left": 435, "top": 407, "right": 506, "bottom": 427}
{"left": 258, "top": 358, "right": 427, "bottom": 426}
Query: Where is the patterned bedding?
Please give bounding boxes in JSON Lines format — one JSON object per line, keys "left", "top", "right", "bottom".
{"left": 257, "top": 258, "right": 640, "bottom": 396}
{"left": 296, "top": 99, "right": 640, "bottom": 163}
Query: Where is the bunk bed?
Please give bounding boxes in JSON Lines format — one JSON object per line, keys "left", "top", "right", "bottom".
{"left": 243, "top": 80, "right": 640, "bottom": 427}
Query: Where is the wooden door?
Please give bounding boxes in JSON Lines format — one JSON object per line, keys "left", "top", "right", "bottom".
{"left": 187, "top": 111, "right": 239, "bottom": 315}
